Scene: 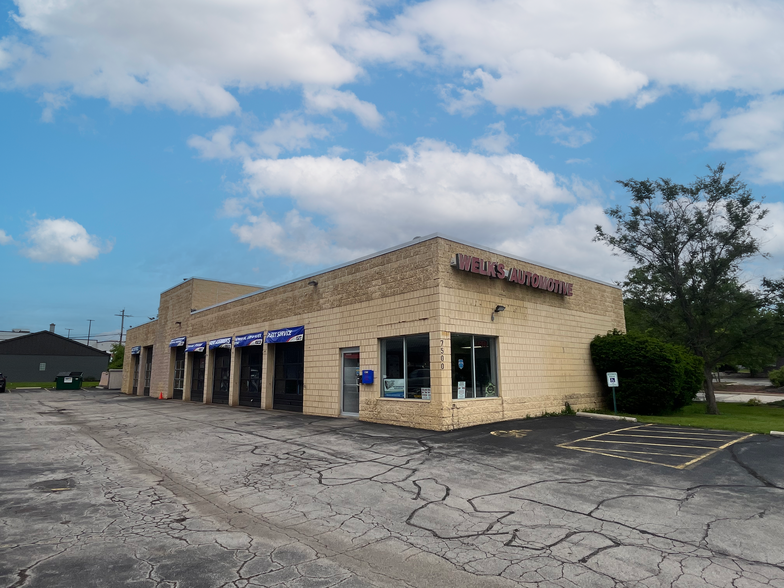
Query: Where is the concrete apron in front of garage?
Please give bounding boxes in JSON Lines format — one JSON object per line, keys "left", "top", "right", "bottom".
{"left": 2, "top": 388, "right": 784, "bottom": 588}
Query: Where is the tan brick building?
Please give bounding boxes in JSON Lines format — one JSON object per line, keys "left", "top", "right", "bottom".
{"left": 123, "top": 235, "right": 624, "bottom": 431}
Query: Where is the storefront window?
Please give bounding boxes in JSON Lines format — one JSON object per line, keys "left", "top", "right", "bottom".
{"left": 451, "top": 334, "right": 498, "bottom": 399}
{"left": 381, "top": 334, "right": 430, "bottom": 399}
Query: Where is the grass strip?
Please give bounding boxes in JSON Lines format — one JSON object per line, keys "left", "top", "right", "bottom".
{"left": 599, "top": 402, "right": 784, "bottom": 435}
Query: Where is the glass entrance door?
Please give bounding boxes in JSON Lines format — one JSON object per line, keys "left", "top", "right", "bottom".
{"left": 143, "top": 347, "right": 153, "bottom": 396}
{"left": 341, "top": 349, "right": 360, "bottom": 415}
{"left": 173, "top": 347, "right": 185, "bottom": 399}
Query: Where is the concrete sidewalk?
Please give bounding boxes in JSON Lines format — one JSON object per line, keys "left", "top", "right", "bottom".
{"left": 696, "top": 390, "right": 784, "bottom": 404}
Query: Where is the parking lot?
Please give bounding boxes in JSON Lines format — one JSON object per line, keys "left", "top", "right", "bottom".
{"left": 1, "top": 388, "right": 783, "bottom": 587}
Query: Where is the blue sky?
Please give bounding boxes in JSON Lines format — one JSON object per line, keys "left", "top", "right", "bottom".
{"left": 1, "top": 0, "right": 783, "bottom": 344}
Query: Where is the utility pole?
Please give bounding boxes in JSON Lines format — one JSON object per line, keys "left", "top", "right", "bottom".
{"left": 87, "top": 319, "right": 94, "bottom": 347}
{"left": 115, "top": 309, "right": 133, "bottom": 345}
{"left": 66, "top": 328, "right": 72, "bottom": 339}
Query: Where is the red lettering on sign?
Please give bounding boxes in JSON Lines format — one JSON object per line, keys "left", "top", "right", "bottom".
{"left": 567, "top": 283, "right": 574, "bottom": 296}
{"left": 540, "top": 277, "right": 549, "bottom": 290}
{"left": 496, "top": 263, "right": 505, "bottom": 279}
{"left": 531, "top": 274, "right": 539, "bottom": 288}
{"left": 547, "top": 278, "right": 555, "bottom": 291}
{"left": 509, "top": 268, "right": 519, "bottom": 283}
{"left": 458, "top": 254, "right": 472, "bottom": 271}
{"left": 523, "top": 271, "right": 532, "bottom": 285}
{"left": 471, "top": 257, "right": 481, "bottom": 273}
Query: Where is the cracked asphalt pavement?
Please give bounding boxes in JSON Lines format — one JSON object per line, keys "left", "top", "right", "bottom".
{"left": 1, "top": 389, "right": 783, "bottom": 587}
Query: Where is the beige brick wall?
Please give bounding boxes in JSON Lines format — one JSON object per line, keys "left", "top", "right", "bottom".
{"left": 121, "top": 237, "right": 624, "bottom": 430}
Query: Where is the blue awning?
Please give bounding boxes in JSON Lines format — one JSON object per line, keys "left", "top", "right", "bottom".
{"left": 185, "top": 341, "right": 206, "bottom": 353}
{"left": 265, "top": 326, "right": 304, "bottom": 344}
{"left": 131, "top": 346, "right": 141, "bottom": 355}
{"left": 234, "top": 331, "right": 265, "bottom": 347}
{"left": 208, "top": 337, "right": 232, "bottom": 350}
{"left": 169, "top": 336, "right": 186, "bottom": 347}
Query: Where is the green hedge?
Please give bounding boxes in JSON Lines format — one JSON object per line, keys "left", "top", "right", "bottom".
{"left": 770, "top": 367, "right": 784, "bottom": 388}
{"left": 590, "top": 330, "right": 704, "bottom": 415}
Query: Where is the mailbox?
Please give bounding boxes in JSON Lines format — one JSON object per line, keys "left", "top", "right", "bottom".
{"left": 361, "top": 370, "right": 374, "bottom": 384}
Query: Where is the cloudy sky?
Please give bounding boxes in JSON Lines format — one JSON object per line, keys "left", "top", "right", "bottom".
{"left": 1, "top": 0, "right": 784, "bottom": 342}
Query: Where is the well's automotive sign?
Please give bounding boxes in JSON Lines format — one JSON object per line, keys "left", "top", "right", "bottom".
{"left": 452, "top": 253, "right": 574, "bottom": 296}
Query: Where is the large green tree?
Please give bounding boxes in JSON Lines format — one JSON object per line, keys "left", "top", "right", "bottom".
{"left": 595, "top": 164, "right": 784, "bottom": 414}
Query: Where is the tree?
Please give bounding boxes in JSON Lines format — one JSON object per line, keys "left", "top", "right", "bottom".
{"left": 595, "top": 164, "right": 784, "bottom": 414}
{"left": 109, "top": 343, "right": 125, "bottom": 370}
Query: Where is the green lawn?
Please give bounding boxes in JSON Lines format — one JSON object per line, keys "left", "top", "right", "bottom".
{"left": 7, "top": 381, "right": 100, "bottom": 389}
{"left": 606, "top": 402, "right": 784, "bottom": 435}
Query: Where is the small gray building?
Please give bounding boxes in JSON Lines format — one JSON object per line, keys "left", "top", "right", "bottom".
{"left": 0, "top": 331, "right": 110, "bottom": 383}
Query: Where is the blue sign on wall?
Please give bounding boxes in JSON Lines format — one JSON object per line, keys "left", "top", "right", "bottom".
{"left": 234, "top": 331, "right": 265, "bottom": 347}
{"left": 169, "top": 336, "right": 186, "bottom": 347}
{"left": 458, "top": 359, "right": 464, "bottom": 369}
{"left": 208, "top": 337, "right": 233, "bottom": 350}
{"left": 185, "top": 341, "right": 206, "bottom": 353}
{"left": 265, "top": 326, "right": 305, "bottom": 344}
{"left": 131, "top": 346, "right": 141, "bottom": 355}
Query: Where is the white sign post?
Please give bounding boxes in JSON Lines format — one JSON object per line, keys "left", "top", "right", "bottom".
{"left": 606, "top": 372, "right": 619, "bottom": 414}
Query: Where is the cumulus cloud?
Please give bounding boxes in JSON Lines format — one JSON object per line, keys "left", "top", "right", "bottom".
{"left": 220, "top": 138, "right": 628, "bottom": 282}
{"left": 3, "top": 0, "right": 783, "bottom": 120}
{"left": 393, "top": 0, "right": 784, "bottom": 114}
{"left": 706, "top": 95, "right": 784, "bottom": 183}
{"left": 303, "top": 88, "right": 383, "bottom": 129}
{"left": 472, "top": 122, "right": 513, "bottom": 154}
{"left": 4, "top": 0, "right": 368, "bottom": 116}
{"left": 20, "top": 218, "right": 112, "bottom": 264}
{"left": 189, "top": 114, "right": 329, "bottom": 160}
{"left": 0, "top": 229, "right": 13, "bottom": 245}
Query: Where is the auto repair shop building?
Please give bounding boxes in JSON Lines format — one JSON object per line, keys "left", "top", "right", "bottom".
{"left": 122, "top": 234, "right": 624, "bottom": 431}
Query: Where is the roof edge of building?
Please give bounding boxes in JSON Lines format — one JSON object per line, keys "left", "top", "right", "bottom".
{"left": 191, "top": 233, "right": 620, "bottom": 317}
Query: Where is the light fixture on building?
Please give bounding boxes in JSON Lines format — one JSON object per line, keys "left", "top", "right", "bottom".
{"left": 491, "top": 305, "right": 506, "bottom": 321}
{"left": 175, "top": 321, "right": 181, "bottom": 327}
{"left": 307, "top": 280, "right": 318, "bottom": 287}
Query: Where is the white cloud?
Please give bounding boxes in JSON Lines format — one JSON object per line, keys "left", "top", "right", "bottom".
{"left": 187, "top": 125, "right": 239, "bottom": 160}
{"left": 303, "top": 88, "right": 383, "bottom": 129}
{"left": 21, "top": 218, "right": 111, "bottom": 264}
{"left": 706, "top": 95, "right": 784, "bottom": 183}
{"left": 472, "top": 122, "right": 513, "bottom": 154}
{"left": 4, "top": 0, "right": 368, "bottom": 116}
{"left": 37, "top": 91, "right": 68, "bottom": 122}
{"left": 4, "top": 0, "right": 783, "bottom": 120}
{"left": 0, "top": 229, "right": 13, "bottom": 245}
{"left": 224, "top": 138, "right": 628, "bottom": 282}
{"left": 686, "top": 99, "right": 721, "bottom": 122}
{"left": 252, "top": 114, "right": 330, "bottom": 158}
{"left": 189, "top": 114, "right": 329, "bottom": 160}
{"left": 538, "top": 117, "right": 593, "bottom": 148}
{"left": 392, "top": 0, "right": 784, "bottom": 114}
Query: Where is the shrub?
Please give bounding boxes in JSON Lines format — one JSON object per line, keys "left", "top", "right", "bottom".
{"left": 590, "top": 330, "right": 704, "bottom": 415}
{"left": 769, "top": 367, "right": 784, "bottom": 388}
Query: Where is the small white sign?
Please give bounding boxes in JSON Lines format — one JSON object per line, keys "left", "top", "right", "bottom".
{"left": 606, "top": 372, "right": 619, "bottom": 387}
{"left": 421, "top": 387, "right": 431, "bottom": 400}
{"left": 39, "top": 363, "right": 46, "bottom": 371}
{"left": 63, "top": 377, "right": 73, "bottom": 383}
{"left": 457, "top": 381, "right": 466, "bottom": 399}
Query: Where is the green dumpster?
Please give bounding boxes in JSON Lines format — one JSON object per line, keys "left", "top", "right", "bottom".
{"left": 55, "top": 371, "right": 83, "bottom": 390}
